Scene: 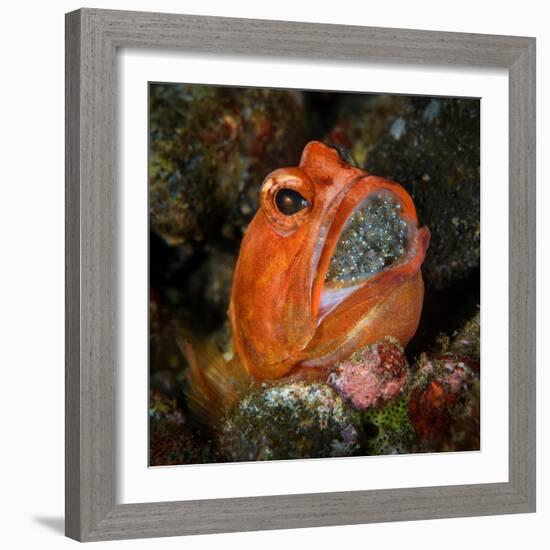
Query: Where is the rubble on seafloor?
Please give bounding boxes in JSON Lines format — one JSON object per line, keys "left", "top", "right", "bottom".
{"left": 147, "top": 86, "right": 481, "bottom": 465}
{"left": 149, "top": 321, "right": 479, "bottom": 464}
{"left": 220, "top": 382, "right": 363, "bottom": 461}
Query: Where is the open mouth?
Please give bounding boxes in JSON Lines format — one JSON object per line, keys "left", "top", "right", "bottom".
{"left": 318, "top": 189, "right": 410, "bottom": 319}
{"left": 325, "top": 190, "right": 409, "bottom": 284}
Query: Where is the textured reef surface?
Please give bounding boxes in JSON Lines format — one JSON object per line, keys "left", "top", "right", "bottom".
{"left": 150, "top": 85, "right": 306, "bottom": 246}
{"left": 221, "top": 382, "right": 362, "bottom": 461}
{"left": 148, "top": 86, "right": 480, "bottom": 465}
{"left": 329, "top": 96, "right": 480, "bottom": 290}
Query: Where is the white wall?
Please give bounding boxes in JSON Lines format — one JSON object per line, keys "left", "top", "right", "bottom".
{"left": 1, "top": 0, "right": 546, "bottom": 548}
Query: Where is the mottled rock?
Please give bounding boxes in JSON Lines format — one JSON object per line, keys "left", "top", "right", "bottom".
{"left": 149, "top": 389, "right": 209, "bottom": 465}
{"left": 364, "top": 97, "right": 480, "bottom": 288}
{"left": 326, "top": 339, "right": 415, "bottom": 455}
{"left": 432, "top": 307, "right": 481, "bottom": 362}
{"left": 220, "top": 382, "right": 363, "bottom": 461}
{"left": 326, "top": 94, "right": 407, "bottom": 168}
{"left": 327, "top": 338, "right": 408, "bottom": 410}
{"left": 408, "top": 354, "right": 480, "bottom": 451}
{"left": 149, "top": 84, "right": 307, "bottom": 245}
{"left": 150, "top": 369, "right": 180, "bottom": 400}
{"left": 449, "top": 308, "right": 480, "bottom": 357}
{"left": 185, "top": 247, "right": 237, "bottom": 326}
{"left": 149, "top": 290, "right": 188, "bottom": 374}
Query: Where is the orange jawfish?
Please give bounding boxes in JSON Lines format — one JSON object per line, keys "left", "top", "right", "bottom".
{"left": 183, "top": 141, "right": 429, "bottom": 422}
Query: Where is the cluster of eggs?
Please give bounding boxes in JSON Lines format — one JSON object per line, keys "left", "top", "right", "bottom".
{"left": 326, "top": 192, "right": 409, "bottom": 283}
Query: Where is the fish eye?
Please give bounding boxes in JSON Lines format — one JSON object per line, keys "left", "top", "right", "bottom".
{"left": 260, "top": 170, "right": 313, "bottom": 234}
{"left": 275, "top": 188, "right": 309, "bottom": 216}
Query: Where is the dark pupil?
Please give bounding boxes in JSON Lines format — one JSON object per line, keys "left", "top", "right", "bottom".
{"left": 275, "top": 189, "right": 308, "bottom": 216}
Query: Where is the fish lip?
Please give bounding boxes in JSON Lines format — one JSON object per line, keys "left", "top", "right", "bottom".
{"left": 312, "top": 179, "right": 419, "bottom": 324}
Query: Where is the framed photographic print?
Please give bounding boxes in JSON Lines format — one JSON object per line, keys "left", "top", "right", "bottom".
{"left": 65, "top": 8, "right": 536, "bottom": 542}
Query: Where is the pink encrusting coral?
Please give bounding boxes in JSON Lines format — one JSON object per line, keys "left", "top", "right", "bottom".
{"left": 327, "top": 338, "right": 408, "bottom": 410}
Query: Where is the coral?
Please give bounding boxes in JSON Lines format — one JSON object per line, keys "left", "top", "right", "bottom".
{"left": 220, "top": 382, "right": 363, "bottom": 461}
{"left": 326, "top": 338, "right": 414, "bottom": 455}
{"left": 449, "top": 308, "right": 480, "bottom": 357}
{"left": 431, "top": 308, "right": 480, "bottom": 365}
{"left": 408, "top": 354, "right": 480, "bottom": 451}
{"left": 149, "top": 84, "right": 307, "bottom": 245}
{"left": 327, "top": 338, "right": 408, "bottom": 410}
{"left": 359, "top": 397, "right": 416, "bottom": 455}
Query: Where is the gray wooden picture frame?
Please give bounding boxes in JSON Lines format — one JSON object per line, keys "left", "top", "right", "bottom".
{"left": 65, "top": 7, "right": 536, "bottom": 542}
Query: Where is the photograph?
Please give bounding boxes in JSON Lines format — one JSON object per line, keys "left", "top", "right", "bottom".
{"left": 148, "top": 83, "right": 481, "bottom": 465}
{"left": 1, "top": 1, "right": 541, "bottom": 546}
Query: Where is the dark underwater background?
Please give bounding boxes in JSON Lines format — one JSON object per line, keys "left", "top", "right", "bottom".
{"left": 148, "top": 84, "right": 480, "bottom": 465}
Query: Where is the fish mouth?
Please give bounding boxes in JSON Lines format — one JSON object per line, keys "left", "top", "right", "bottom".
{"left": 316, "top": 186, "right": 414, "bottom": 322}
{"left": 325, "top": 190, "right": 409, "bottom": 284}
